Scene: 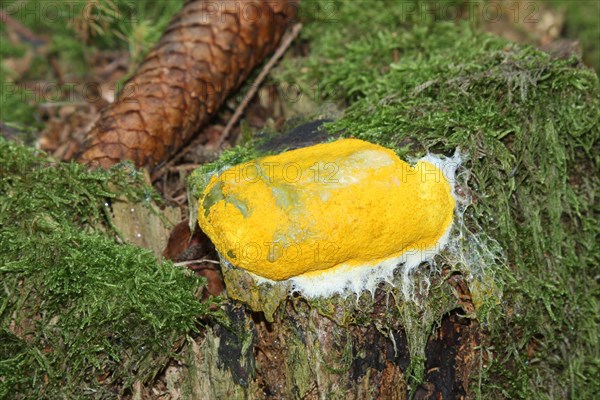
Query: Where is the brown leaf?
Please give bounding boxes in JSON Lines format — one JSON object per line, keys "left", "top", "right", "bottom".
{"left": 163, "top": 220, "right": 224, "bottom": 297}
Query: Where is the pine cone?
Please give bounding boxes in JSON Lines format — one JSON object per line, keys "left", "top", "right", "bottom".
{"left": 78, "top": 0, "right": 298, "bottom": 169}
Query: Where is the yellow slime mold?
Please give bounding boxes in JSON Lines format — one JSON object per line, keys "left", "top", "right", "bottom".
{"left": 198, "top": 138, "right": 456, "bottom": 294}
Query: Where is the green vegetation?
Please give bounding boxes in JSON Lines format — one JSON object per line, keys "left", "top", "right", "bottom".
{"left": 2, "top": 0, "right": 598, "bottom": 398}
{"left": 0, "top": 139, "right": 218, "bottom": 398}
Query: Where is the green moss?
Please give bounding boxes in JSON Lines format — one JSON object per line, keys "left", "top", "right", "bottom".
{"left": 0, "top": 138, "right": 218, "bottom": 398}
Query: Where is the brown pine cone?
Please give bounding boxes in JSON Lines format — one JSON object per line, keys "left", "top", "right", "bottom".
{"left": 78, "top": 0, "right": 298, "bottom": 170}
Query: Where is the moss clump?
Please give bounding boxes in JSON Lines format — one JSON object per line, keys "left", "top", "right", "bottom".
{"left": 0, "top": 138, "right": 217, "bottom": 398}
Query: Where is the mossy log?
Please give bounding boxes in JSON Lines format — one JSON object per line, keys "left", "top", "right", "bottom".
{"left": 3, "top": 2, "right": 598, "bottom": 398}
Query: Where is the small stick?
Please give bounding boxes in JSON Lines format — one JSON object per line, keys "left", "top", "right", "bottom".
{"left": 0, "top": 10, "right": 45, "bottom": 45}
{"left": 174, "top": 259, "right": 221, "bottom": 267}
{"left": 168, "top": 164, "right": 201, "bottom": 172}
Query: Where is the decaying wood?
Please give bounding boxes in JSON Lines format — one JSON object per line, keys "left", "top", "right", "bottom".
{"left": 78, "top": 0, "right": 298, "bottom": 169}
{"left": 173, "top": 291, "right": 480, "bottom": 400}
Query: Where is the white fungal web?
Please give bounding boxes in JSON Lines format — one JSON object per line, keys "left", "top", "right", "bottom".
{"left": 396, "top": 151, "right": 506, "bottom": 305}
{"left": 239, "top": 150, "right": 505, "bottom": 303}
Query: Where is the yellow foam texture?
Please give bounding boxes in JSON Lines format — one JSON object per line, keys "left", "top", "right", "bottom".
{"left": 198, "top": 138, "right": 457, "bottom": 297}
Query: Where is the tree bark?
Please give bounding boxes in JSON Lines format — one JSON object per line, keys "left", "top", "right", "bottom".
{"left": 175, "top": 274, "right": 480, "bottom": 399}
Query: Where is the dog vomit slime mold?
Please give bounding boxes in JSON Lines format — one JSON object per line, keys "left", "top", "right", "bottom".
{"left": 198, "top": 138, "right": 459, "bottom": 298}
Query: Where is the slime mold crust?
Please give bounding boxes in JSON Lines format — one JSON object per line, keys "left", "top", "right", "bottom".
{"left": 198, "top": 138, "right": 456, "bottom": 293}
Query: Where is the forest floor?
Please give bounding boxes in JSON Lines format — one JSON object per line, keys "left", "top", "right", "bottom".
{"left": 1, "top": 1, "right": 599, "bottom": 398}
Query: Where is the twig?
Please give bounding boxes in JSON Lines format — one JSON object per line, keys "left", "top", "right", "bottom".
{"left": 174, "top": 259, "right": 221, "bottom": 267}
{"left": 150, "top": 127, "right": 218, "bottom": 182}
{"left": 168, "top": 163, "right": 201, "bottom": 172}
{"left": 215, "top": 22, "right": 303, "bottom": 148}
{"left": 151, "top": 23, "right": 303, "bottom": 183}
